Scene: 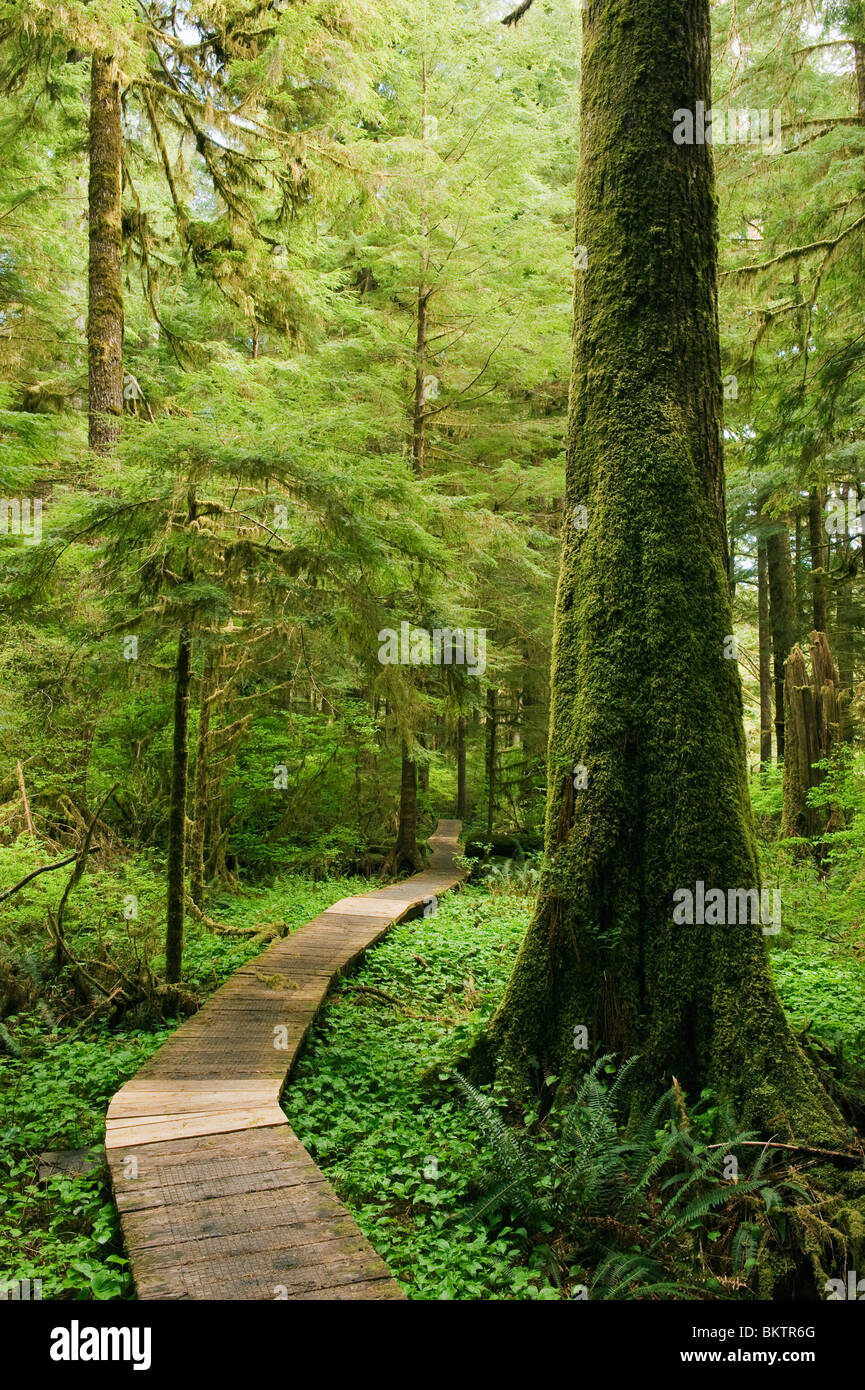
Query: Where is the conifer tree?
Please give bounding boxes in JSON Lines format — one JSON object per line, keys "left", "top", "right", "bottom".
{"left": 475, "top": 0, "right": 844, "bottom": 1144}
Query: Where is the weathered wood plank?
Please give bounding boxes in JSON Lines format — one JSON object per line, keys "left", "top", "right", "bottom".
{"left": 107, "top": 818, "right": 462, "bottom": 1301}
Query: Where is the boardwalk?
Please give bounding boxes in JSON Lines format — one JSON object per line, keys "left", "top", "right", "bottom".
{"left": 106, "top": 820, "right": 463, "bottom": 1300}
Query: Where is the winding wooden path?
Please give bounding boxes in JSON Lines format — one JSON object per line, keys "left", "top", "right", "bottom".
{"left": 106, "top": 820, "right": 463, "bottom": 1300}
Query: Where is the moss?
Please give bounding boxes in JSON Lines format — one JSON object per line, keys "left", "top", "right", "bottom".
{"left": 88, "top": 54, "right": 124, "bottom": 454}
{"left": 476, "top": 0, "right": 844, "bottom": 1147}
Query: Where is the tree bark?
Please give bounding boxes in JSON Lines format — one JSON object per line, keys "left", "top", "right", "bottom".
{"left": 189, "top": 646, "right": 218, "bottom": 909}
{"left": 808, "top": 487, "right": 829, "bottom": 634}
{"left": 411, "top": 57, "right": 430, "bottom": 476}
{"left": 165, "top": 625, "right": 192, "bottom": 983}
{"left": 88, "top": 55, "right": 124, "bottom": 454}
{"left": 471, "top": 0, "right": 841, "bottom": 1143}
{"left": 757, "top": 539, "right": 773, "bottom": 765}
{"left": 384, "top": 743, "right": 424, "bottom": 875}
{"left": 782, "top": 633, "right": 842, "bottom": 850}
{"left": 794, "top": 506, "right": 809, "bottom": 634}
{"left": 834, "top": 484, "right": 858, "bottom": 703}
{"left": 855, "top": 40, "right": 865, "bottom": 120}
{"left": 457, "top": 714, "right": 468, "bottom": 818}
{"left": 418, "top": 734, "right": 429, "bottom": 794}
{"left": 485, "top": 687, "right": 497, "bottom": 838}
{"left": 766, "top": 527, "right": 797, "bottom": 759}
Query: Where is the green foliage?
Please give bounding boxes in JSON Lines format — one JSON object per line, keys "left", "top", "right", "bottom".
{"left": 282, "top": 885, "right": 567, "bottom": 1299}
{"left": 0, "top": 1021, "right": 167, "bottom": 1298}
{"left": 0, "top": 858, "right": 397, "bottom": 1297}
{"left": 454, "top": 1054, "right": 822, "bottom": 1299}
{"left": 754, "top": 751, "right": 865, "bottom": 1065}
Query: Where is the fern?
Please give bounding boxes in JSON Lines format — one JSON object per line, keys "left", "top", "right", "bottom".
{"left": 450, "top": 1055, "right": 806, "bottom": 1299}
{"left": 450, "top": 1072, "right": 548, "bottom": 1228}
{"left": 588, "top": 1251, "right": 685, "bottom": 1302}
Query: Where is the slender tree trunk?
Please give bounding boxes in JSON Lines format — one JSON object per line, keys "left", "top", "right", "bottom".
{"left": 808, "top": 487, "right": 829, "bottom": 634}
{"left": 165, "top": 624, "right": 192, "bottom": 982}
{"left": 834, "top": 485, "right": 857, "bottom": 702}
{"left": 794, "top": 507, "right": 806, "bottom": 631}
{"left": 855, "top": 40, "right": 865, "bottom": 121}
{"left": 88, "top": 55, "right": 123, "bottom": 454}
{"left": 412, "top": 289, "right": 429, "bottom": 475}
{"left": 457, "top": 714, "right": 468, "bottom": 819}
{"left": 189, "top": 646, "right": 218, "bottom": 909}
{"left": 757, "top": 539, "right": 773, "bottom": 765}
{"left": 766, "top": 527, "right": 797, "bottom": 759}
{"left": 782, "top": 634, "right": 842, "bottom": 854}
{"left": 412, "top": 57, "right": 430, "bottom": 476}
{"left": 485, "top": 687, "right": 497, "bottom": 838}
{"left": 384, "top": 743, "right": 424, "bottom": 874}
{"left": 418, "top": 734, "right": 429, "bottom": 794}
{"left": 472, "top": 0, "right": 841, "bottom": 1143}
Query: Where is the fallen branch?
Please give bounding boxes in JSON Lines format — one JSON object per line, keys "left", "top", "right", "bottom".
{"left": 347, "top": 983, "right": 439, "bottom": 1023}
{"left": 68, "top": 986, "right": 127, "bottom": 1037}
{"left": 707, "top": 1139, "right": 861, "bottom": 1162}
{"left": 185, "top": 895, "right": 261, "bottom": 935}
{"left": 0, "top": 849, "right": 100, "bottom": 904}
{"left": 46, "top": 787, "right": 117, "bottom": 1000}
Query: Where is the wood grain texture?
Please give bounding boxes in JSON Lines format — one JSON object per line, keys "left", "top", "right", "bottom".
{"left": 107, "top": 820, "right": 462, "bottom": 1300}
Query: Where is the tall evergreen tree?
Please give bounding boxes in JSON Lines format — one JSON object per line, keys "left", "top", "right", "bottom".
{"left": 473, "top": 0, "right": 843, "bottom": 1143}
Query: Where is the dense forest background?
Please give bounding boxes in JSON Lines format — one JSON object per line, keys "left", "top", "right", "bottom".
{"left": 2, "top": 0, "right": 865, "bottom": 1303}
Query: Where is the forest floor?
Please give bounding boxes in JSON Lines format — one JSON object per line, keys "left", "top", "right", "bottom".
{"left": 1, "top": 800, "right": 864, "bottom": 1300}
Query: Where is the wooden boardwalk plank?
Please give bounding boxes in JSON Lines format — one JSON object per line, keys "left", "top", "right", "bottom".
{"left": 107, "top": 820, "right": 462, "bottom": 1301}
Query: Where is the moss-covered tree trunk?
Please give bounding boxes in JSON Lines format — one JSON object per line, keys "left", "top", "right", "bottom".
{"left": 189, "top": 646, "right": 218, "bottom": 910}
{"left": 767, "top": 527, "right": 797, "bottom": 759}
{"left": 834, "top": 485, "right": 858, "bottom": 706}
{"left": 782, "top": 633, "right": 842, "bottom": 847}
{"left": 88, "top": 55, "right": 123, "bottom": 454}
{"left": 794, "top": 507, "right": 807, "bottom": 633}
{"left": 384, "top": 743, "right": 424, "bottom": 875}
{"left": 418, "top": 734, "right": 429, "bottom": 794}
{"left": 165, "top": 624, "right": 192, "bottom": 983}
{"left": 758, "top": 538, "right": 773, "bottom": 765}
{"left": 474, "top": 0, "right": 841, "bottom": 1142}
{"left": 808, "top": 488, "right": 829, "bottom": 634}
{"left": 485, "top": 687, "right": 497, "bottom": 838}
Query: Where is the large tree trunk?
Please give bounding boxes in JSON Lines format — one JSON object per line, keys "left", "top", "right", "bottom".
{"left": 457, "top": 714, "right": 468, "bottom": 818}
{"left": 808, "top": 487, "right": 829, "bottom": 634}
{"left": 472, "top": 0, "right": 841, "bottom": 1142}
{"left": 165, "top": 624, "right": 192, "bottom": 982}
{"left": 767, "top": 527, "right": 797, "bottom": 759}
{"left": 757, "top": 538, "right": 773, "bottom": 765}
{"left": 88, "top": 55, "right": 124, "bottom": 454}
